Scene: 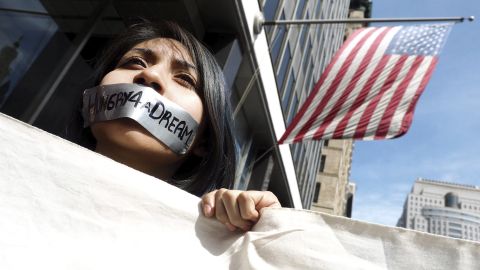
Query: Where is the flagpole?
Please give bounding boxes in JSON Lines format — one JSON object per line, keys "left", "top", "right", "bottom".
{"left": 253, "top": 14, "right": 474, "bottom": 34}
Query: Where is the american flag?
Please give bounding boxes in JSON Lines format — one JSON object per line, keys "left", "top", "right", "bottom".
{"left": 278, "top": 23, "right": 453, "bottom": 144}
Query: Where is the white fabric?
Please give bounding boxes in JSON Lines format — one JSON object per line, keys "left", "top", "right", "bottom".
{"left": 1, "top": 113, "right": 478, "bottom": 269}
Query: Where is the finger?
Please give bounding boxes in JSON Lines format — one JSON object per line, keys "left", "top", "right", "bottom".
{"left": 214, "top": 189, "right": 229, "bottom": 224}
{"left": 221, "top": 191, "right": 252, "bottom": 231}
{"left": 237, "top": 192, "right": 260, "bottom": 222}
{"left": 250, "top": 191, "right": 282, "bottom": 210}
{"left": 201, "top": 190, "right": 217, "bottom": 217}
{"left": 224, "top": 222, "right": 237, "bottom": 232}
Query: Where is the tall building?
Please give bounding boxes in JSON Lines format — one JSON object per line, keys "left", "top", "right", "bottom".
{"left": 397, "top": 178, "right": 480, "bottom": 241}
{"left": 310, "top": 139, "right": 355, "bottom": 217}
{"left": 309, "top": 0, "right": 372, "bottom": 217}
{"left": 344, "top": 0, "right": 372, "bottom": 38}
{"left": 0, "top": 0, "right": 351, "bottom": 209}
{"left": 259, "top": 0, "right": 350, "bottom": 208}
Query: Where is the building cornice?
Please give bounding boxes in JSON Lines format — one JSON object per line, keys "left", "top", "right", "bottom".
{"left": 417, "top": 178, "right": 480, "bottom": 191}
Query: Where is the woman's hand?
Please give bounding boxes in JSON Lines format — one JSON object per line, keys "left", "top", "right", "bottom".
{"left": 201, "top": 189, "right": 281, "bottom": 232}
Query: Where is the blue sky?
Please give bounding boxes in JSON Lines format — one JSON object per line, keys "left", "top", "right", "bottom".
{"left": 351, "top": 0, "right": 480, "bottom": 226}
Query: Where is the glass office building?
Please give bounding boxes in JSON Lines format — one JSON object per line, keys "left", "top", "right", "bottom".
{"left": 260, "top": 0, "right": 350, "bottom": 208}
{"left": 0, "top": 0, "right": 350, "bottom": 208}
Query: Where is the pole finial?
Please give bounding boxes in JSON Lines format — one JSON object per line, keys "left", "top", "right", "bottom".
{"left": 468, "top": 16, "right": 475, "bottom": 22}
{"left": 254, "top": 12, "right": 265, "bottom": 35}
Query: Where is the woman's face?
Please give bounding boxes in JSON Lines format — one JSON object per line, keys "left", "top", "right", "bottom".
{"left": 91, "top": 38, "right": 204, "bottom": 179}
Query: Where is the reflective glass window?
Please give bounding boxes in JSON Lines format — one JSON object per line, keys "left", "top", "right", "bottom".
{"left": 0, "top": 0, "right": 122, "bottom": 139}
{"left": 315, "top": 0, "right": 323, "bottom": 18}
{"left": 270, "top": 12, "right": 285, "bottom": 64}
{"left": 298, "top": 14, "right": 309, "bottom": 50}
{"left": 295, "top": 0, "right": 306, "bottom": 19}
{"left": 281, "top": 70, "right": 295, "bottom": 114}
{"left": 276, "top": 43, "right": 290, "bottom": 90}
{"left": 263, "top": 0, "right": 279, "bottom": 20}
{"left": 286, "top": 93, "right": 298, "bottom": 125}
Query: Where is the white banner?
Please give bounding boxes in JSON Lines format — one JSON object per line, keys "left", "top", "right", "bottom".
{"left": 0, "top": 113, "right": 478, "bottom": 269}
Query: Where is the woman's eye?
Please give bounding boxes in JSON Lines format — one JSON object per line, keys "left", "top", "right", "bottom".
{"left": 176, "top": 73, "right": 197, "bottom": 89}
{"left": 120, "top": 57, "right": 147, "bottom": 68}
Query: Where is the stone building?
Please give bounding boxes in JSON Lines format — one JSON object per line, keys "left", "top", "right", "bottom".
{"left": 310, "top": 140, "right": 355, "bottom": 217}
{"left": 397, "top": 178, "right": 480, "bottom": 241}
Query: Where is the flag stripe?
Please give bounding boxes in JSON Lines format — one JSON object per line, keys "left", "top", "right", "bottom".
{"left": 362, "top": 56, "right": 416, "bottom": 140}
{"left": 278, "top": 23, "right": 452, "bottom": 144}
{"left": 386, "top": 57, "right": 434, "bottom": 137}
{"left": 278, "top": 27, "right": 374, "bottom": 144}
{"left": 336, "top": 54, "right": 395, "bottom": 138}
{"left": 331, "top": 56, "right": 390, "bottom": 138}
{"left": 290, "top": 28, "right": 375, "bottom": 143}
{"left": 397, "top": 57, "right": 438, "bottom": 137}
{"left": 329, "top": 27, "right": 401, "bottom": 138}
{"left": 310, "top": 27, "right": 392, "bottom": 140}
{"left": 304, "top": 28, "right": 389, "bottom": 141}
{"left": 292, "top": 28, "right": 378, "bottom": 143}
{"left": 374, "top": 56, "right": 424, "bottom": 139}
{"left": 353, "top": 55, "right": 409, "bottom": 138}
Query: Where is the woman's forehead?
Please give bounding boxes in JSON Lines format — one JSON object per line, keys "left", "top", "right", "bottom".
{"left": 130, "top": 38, "right": 194, "bottom": 63}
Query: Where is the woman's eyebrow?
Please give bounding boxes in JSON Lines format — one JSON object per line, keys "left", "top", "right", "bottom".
{"left": 129, "top": 48, "right": 156, "bottom": 61}
{"left": 172, "top": 58, "right": 197, "bottom": 73}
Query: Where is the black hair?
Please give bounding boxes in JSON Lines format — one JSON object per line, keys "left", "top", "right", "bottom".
{"left": 91, "top": 20, "right": 236, "bottom": 196}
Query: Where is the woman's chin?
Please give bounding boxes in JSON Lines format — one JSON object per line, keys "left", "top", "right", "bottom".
{"left": 91, "top": 119, "right": 184, "bottom": 174}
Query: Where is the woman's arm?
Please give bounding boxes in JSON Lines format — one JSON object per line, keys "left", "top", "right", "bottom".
{"left": 201, "top": 189, "right": 281, "bottom": 231}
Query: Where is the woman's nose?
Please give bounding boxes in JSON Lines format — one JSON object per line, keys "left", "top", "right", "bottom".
{"left": 133, "top": 68, "right": 165, "bottom": 93}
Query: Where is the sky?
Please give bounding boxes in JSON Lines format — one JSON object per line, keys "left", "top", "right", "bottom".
{"left": 351, "top": 0, "right": 480, "bottom": 226}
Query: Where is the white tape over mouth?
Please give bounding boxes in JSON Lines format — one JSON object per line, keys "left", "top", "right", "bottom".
{"left": 82, "top": 83, "right": 199, "bottom": 155}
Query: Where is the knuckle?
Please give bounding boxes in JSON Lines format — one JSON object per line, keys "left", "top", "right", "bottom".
{"left": 215, "top": 189, "right": 225, "bottom": 200}
{"left": 265, "top": 191, "right": 275, "bottom": 197}
{"left": 223, "top": 191, "right": 237, "bottom": 201}
{"left": 237, "top": 192, "right": 250, "bottom": 203}
{"left": 202, "top": 190, "right": 215, "bottom": 200}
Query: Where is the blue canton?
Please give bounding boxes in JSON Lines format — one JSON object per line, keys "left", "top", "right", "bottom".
{"left": 386, "top": 24, "right": 452, "bottom": 56}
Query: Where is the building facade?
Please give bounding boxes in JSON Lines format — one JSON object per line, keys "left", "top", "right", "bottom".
{"left": 0, "top": 0, "right": 352, "bottom": 209}
{"left": 397, "top": 178, "right": 480, "bottom": 241}
{"left": 308, "top": 1, "right": 372, "bottom": 216}
{"left": 310, "top": 139, "right": 355, "bottom": 216}
{"left": 344, "top": 0, "right": 372, "bottom": 38}
{"left": 259, "top": 0, "right": 350, "bottom": 208}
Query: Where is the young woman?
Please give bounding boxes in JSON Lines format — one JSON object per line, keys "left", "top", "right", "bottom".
{"left": 85, "top": 20, "right": 280, "bottom": 232}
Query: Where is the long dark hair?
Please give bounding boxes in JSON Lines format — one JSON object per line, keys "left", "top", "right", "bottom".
{"left": 92, "top": 20, "right": 236, "bottom": 196}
